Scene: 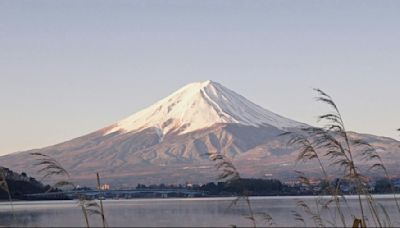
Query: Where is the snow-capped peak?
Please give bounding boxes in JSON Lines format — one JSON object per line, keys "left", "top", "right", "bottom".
{"left": 105, "top": 80, "right": 304, "bottom": 136}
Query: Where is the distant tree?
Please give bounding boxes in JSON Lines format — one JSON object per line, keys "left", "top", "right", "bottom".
{"left": 375, "top": 179, "right": 392, "bottom": 193}
{"left": 201, "top": 182, "right": 218, "bottom": 194}
{"left": 225, "top": 178, "right": 283, "bottom": 195}
{"left": 136, "top": 184, "right": 147, "bottom": 189}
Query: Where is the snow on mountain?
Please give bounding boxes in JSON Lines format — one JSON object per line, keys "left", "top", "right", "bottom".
{"left": 106, "top": 80, "right": 304, "bottom": 136}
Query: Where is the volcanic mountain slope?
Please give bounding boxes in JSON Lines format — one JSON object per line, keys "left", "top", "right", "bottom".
{"left": 0, "top": 80, "right": 399, "bottom": 187}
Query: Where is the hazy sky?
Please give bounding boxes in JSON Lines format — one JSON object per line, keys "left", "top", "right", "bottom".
{"left": 1, "top": 0, "right": 399, "bottom": 155}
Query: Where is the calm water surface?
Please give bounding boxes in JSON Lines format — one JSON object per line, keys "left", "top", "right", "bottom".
{"left": 0, "top": 196, "right": 399, "bottom": 227}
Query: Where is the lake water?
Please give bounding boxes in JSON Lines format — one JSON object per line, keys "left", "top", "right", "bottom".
{"left": 0, "top": 195, "right": 399, "bottom": 227}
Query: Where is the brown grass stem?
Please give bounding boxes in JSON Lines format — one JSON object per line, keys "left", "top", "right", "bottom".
{"left": 96, "top": 173, "right": 107, "bottom": 228}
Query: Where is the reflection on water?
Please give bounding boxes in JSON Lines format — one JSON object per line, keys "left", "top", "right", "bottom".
{"left": 0, "top": 196, "right": 399, "bottom": 227}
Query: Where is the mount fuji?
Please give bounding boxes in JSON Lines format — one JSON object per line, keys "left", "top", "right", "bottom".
{"left": 106, "top": 80, "right": 304, "bottom": 136}
{"left": 0, "top": 80, "right": 398, "bottom": 187}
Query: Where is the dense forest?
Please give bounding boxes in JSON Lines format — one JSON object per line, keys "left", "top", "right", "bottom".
{"left": 0, "top": 167, "right": 52, "bottom": 200}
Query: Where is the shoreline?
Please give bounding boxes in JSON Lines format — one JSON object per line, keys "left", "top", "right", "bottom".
{"left": 0, "top": 193, "right": 397, "bottom": 204}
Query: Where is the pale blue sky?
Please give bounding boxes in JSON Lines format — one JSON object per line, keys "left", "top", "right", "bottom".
{"left": 1, "top": 0, "right": 399, "bottom": 155}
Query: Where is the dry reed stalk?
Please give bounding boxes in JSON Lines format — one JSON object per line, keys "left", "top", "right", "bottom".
{"left": 31, "top": 152, "right": 105, "bottom": 228}
{"left": 96, "top": 173, "right": 107, "bottom": 228}
{"left": 283, "top": 89, "right": 397, "bottom": 227}
{"left": 210, "top": 153, "right": 264, "bottom": 227}
{"left": 0, "top": 169, "right": 15, "bottom": 223}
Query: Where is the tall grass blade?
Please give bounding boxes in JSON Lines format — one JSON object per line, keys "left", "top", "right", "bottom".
{"left": 209, "top": 153, "right": 258, "bottom": 227}
{"left": 31, "top": 152, "right": 106, "bottom": 227}
{"left": 96, "top": 173, "right": 107, "bottom": 228}
{"left": 0, "top": 169, "right": 15, "bottom": 223}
